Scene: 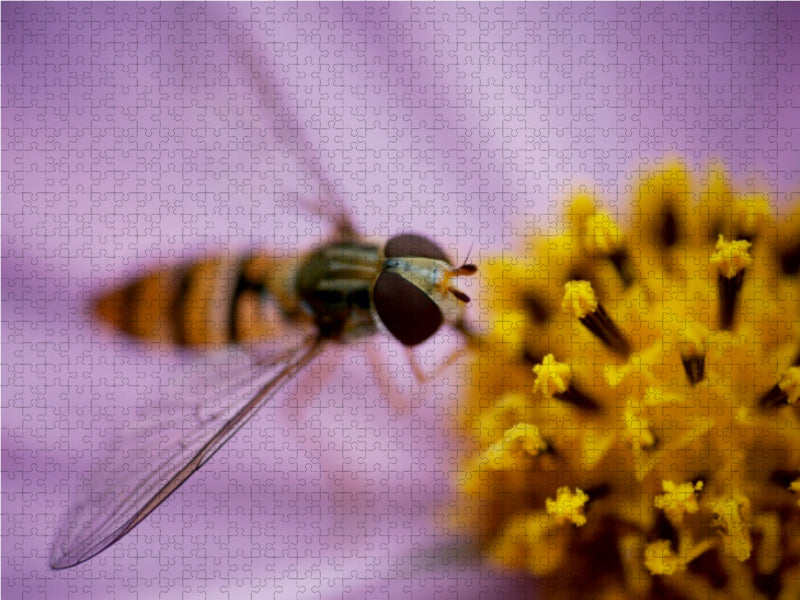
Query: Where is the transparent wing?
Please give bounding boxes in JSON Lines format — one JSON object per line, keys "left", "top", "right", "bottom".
{"left": 49, "top": 337, "right": 325, "bottom": 570}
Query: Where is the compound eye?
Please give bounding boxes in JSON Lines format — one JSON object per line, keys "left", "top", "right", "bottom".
{"left": 373, "top": 271, "right": 443, "bottom": 346}
{"left": 384, "top": 234, "right": 450, "bottom": 263}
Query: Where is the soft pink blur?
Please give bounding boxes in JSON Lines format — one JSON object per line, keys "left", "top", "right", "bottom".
{"left": 4, "top": 3, "right": 799, "bottom": 599}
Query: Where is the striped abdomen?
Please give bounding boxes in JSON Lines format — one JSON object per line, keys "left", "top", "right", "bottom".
{"left": 93, "top": 254, "right": 301, "bottom": 347}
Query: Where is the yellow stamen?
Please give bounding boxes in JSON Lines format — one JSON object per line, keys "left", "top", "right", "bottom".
{"left": 710, "top": 235, "right": 752, "bottom": 278}
{"left": 654, "top": 480, "right": 703, "bottom": 524}
{"left": 545, "top": 487, "right": 589, "bottom": 527}
{"left": 561, "top": 280, "right": 597, "bottom": 319}
{"left": 562, "top": 280, "right": 631, "bottom": 357}
{"left": 643, "top": 540, "right": 684, "bottom": 575}
{"left": 455, "top": 161, "right": 800, "bottom": 599}
{"left": 532, "top": 354, "right": 570, "bottom": 396}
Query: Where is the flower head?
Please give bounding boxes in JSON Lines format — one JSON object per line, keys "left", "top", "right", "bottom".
{"left": 455, "top": 161, "right": 800, "bottom": 599}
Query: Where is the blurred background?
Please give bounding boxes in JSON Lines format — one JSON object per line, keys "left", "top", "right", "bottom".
{"left": 3, "top": 3, "right": 799, "bottom": 599}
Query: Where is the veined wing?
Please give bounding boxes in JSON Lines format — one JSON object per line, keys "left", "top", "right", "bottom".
{"left": 49, "top": 337, "right": 325, "bottom": 569}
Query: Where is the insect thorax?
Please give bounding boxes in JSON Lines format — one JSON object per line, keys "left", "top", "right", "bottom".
{"left": 295, "top": 241, "right": 382, "bottom": 341}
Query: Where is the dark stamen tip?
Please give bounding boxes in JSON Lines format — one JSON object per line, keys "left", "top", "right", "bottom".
{"left": 779, "top": 241, "right": 800, "bottom": 275}
{"left": 584, "top": 483, "right": 612, "bottom": 504}
{"left": 691, "top": 474, "right": 708, "bottom": 490}
{"left": 522, "top": 347, "right": 544, "bottom": 366}
{"left": 660, "top": 209, "right": 679, "bottom": 248}
{"left": 758, "top": 384, "right": 788, "bottom": 409}
{"left": 687, "top": 548, "right": 729, "bottom": 588}
{"left": 579, "top": 304, "right": 632, "bottom": 358}
{"left": 522, "top": 291, "right": 549, "bottom": 324}
{"left": 554, "top": 383, "right": 601, "bottom": 412}
{"left": 540, "top": 439, "right": 557, "bottom": 457}
{"left": 769, "top": 470, "right": 798, "bottom": 489}
{"left": 718, "top": 270, "right": 746, "bottom": 331}
{"left": 608, "top": 247, "right": 635, "bottom": 288}
{"left": 681, "top": 354, "right": 706, "bottom": 386}
{"left": 733, "top": 229, "right": 756, "bottom": 245}
{"left": 653, "top": 510, "right": 680, "bottom": 552}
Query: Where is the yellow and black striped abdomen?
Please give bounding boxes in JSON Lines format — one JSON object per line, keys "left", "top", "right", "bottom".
{"left": 93, "top": 254, "right": 301, "bottom": 347}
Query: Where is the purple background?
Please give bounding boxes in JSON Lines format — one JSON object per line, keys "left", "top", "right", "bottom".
{"left": 3, "top": 3, "right": 799, "bottom": 599}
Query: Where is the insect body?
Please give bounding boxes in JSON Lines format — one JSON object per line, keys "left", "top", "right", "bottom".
{"left": 95, "top": 234, "right": 474, "bottom": 348}
{"left": 51, "top": 231, "right": 476, "bottom": 569}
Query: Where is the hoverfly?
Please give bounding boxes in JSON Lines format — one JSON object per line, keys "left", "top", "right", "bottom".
{"left": 49, "top": 217, "right": 477, "bottom": 569}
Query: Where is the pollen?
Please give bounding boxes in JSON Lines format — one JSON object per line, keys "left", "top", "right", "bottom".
{"left": 710, "top": 235, "right": 752, "bottom": 279}
{"left": 545, "top": 487, "right": 589, "bottom": 527}
{"left": 533, "top": 354, "right": 571, "bottom": 396}
{"left": 643, "top": 537, "right": 715, "bottom": 576}
{"left": 561, "top": 280, "right": 598, "bottom": 319}
{"left": 653, "top": 480, "right": 703, "bottom": 524}
{"left": 454, "top": 160, "right": 800, "bottom": 600}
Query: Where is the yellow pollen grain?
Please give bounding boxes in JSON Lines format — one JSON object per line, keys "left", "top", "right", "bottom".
{"left": 533, "top": 354, "right": 571, "bottom": 396}
{"left": 561, "top": 280, "right": 597, "bottom": 318}
{"left": 710, "top": 235, "right": 752, "bottom": 278}
{"left": 654, "top": 480, "right": 703, "bottom": 523}
{"left": 644, "top": 538, "right": 715, "bottom": 576}
{"left": 545, "top": 486, "right": 589, "bottom": 526}
{"left": 778, "top": 367, "right": 800, "bottom": 405}
{"left": 643, "top": 540, "right": 684, "bottom": 575}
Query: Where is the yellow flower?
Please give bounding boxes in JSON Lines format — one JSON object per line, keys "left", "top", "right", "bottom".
{"left": 454, "top": 160, "right": 800, "bottom": 600}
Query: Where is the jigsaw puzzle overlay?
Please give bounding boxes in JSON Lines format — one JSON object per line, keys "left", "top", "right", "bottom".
{"left": 3, "top": 3, "right": 799, "bottom": 600}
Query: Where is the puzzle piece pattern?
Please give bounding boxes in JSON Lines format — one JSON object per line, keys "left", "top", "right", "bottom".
{"left": 3, "top": 3, "right": 798, "bottom": 599}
